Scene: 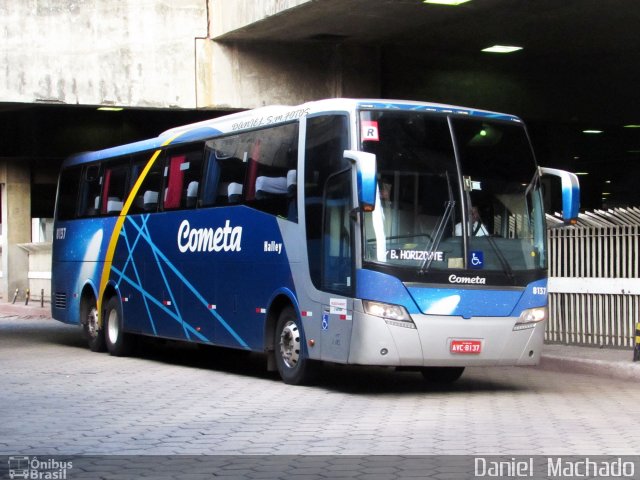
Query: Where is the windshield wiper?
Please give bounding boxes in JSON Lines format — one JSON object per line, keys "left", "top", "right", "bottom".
{"left": 420, "top": 199, "right": 455, "bottom": 274}
{"left": 480, "top": 226, "right": 514, "bottom": 282}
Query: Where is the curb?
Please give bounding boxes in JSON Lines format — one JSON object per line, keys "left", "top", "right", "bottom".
{"left": 538, "top": 353, "right": 640, "bottom": 381}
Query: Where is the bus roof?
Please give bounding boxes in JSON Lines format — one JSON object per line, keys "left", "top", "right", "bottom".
{"left": 63, "top": 98, "right": 522, "bottom": 168}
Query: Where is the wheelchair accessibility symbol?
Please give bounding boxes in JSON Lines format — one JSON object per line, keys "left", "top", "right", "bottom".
{"left": 470, "top": 251, "right": 484, "bottom": 269}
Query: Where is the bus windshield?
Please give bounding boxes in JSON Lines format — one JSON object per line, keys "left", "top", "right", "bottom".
{"left": 360, "top": 110, "right": 546, "bottom": 280}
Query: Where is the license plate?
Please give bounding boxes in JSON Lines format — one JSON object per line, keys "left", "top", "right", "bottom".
{"left": 450, "top": 339, "right": 482, "bottom": 354}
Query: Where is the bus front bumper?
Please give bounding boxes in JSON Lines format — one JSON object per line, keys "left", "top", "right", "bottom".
{"left": 348, "top": 310, "right": 545, "bottom": 367}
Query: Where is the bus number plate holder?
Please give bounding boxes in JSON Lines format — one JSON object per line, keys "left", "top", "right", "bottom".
{"left": 450, "top": 339, "right": 482, "bottom": 354}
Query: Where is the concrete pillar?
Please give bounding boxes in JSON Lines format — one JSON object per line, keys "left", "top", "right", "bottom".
{"left": 0, "top": 160, "right": 31, "bottom": 302}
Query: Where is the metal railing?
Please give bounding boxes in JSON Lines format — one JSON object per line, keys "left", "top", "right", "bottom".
{"left": 546, "top": 208, "right": 640, "bottom": 347}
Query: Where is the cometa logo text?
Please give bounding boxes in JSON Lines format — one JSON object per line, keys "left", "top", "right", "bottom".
{"left": 448, "top": 274, "right": 486, "bottom": 285}
{"left": 177, "top": 219, "right": 242, "bottom": 253}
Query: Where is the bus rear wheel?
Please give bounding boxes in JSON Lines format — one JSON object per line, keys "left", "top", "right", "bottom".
{"left": 104, "top": 296, "right": 134, "bottom": 357}
{"left": 275, "top": 306, "right": 316, "bottom": 385}
{"left": 421, "top": 366, "right": 465, "bottom": 384}
{"left": 82, "top": 299, "right": 105, "bottom": 352}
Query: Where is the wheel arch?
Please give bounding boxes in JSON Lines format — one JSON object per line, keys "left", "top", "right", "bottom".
{"left": 79, "top": 281, "right": 98, "bottom": 325}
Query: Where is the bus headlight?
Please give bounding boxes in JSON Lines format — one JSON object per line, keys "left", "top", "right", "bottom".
{"left": 513, "top": 306, "right": 547, "bottom": 331}
{"left": 363, "top": 300, "right": 416, "bottom": 329}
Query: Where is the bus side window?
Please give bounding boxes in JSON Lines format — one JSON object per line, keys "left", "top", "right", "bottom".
{"left": 204, "top": 135, "right": 248, "bottom": 206}
{"left": 129, "top": 152, "right": 164, "bottom": 214}
{"left": 246, "top": 123, "right": 299, "bottom": 220}
{"left": 163, "top": 154, "right": 186, "bottom": 210}
{"left": 200, "top": 146, "right": 221, "bottom": 207}
{"left": 78, "top": 164, "right": 101, "bottom": 217}
{"left": 160, "top": 147, "right": 204, "bottom": 210}
{"left": 56, "top": 166, "right": 83, "bottom": 220}
{"left": 218, "top": 158, "right": 246, "bottom": 205}
{"left": 181, "top": 148, "right": 204, "bottom": 208}
{"left": 305, "top": 114, "right": 351, "bottom": 292}
{"left": 100, "top": 161, "right": 129, "bottom": 215}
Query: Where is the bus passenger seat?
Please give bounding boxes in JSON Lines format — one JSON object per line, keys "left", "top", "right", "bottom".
{"left": 228, "top": 182, "right": 243, "bottom": 203}
{"left": 255, "top": 176, "right": 287, "bottom": 200}
{"left": 186, "top": 181, "right": 198, "bottom": 208}
{"left": 106, "top": 198, "right": 123, "bottom": 214}
{"left": 143, "top": 190, "right": 159, "bottom": 211}
{"left": 287, "top": 170, "right": 297, "bottom": 195}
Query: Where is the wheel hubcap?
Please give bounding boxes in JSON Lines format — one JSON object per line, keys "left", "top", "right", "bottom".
{"left": 86, "top": 307, "right": 99, "bottom": 338}
{"left": 107, "top": 309, "right": 119, "bottom": 345}
{"left": 279, "top": 320, "right": 300, "bottom": 369}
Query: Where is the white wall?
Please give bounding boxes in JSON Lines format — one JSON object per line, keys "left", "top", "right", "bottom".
{"left": 0, "top": 0, "right": 207, "bottom": 108}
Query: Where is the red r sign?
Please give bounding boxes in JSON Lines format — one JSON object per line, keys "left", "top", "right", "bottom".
{"left": 361, "top": 121, "right": 380, "bottom": 141}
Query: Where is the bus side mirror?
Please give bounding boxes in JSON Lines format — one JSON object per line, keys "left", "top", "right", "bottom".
{"left": 344, "top": 150, "right": 377, "bottom": 212}
{"left": 539, "top": 167, "right": 580, "bottom": 224}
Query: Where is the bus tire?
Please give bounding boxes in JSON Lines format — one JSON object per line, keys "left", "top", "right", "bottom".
{"left": 275, "top": 306, "right": 316, "bottom": 385}
{"left": 421, "top": 366, "right": 465, "bottom": 384}
{"left": 82, "top": 297, "right": 106, "bottom": 352}
{"left": 104, "top": 296, "right": 134, "bottom": 357}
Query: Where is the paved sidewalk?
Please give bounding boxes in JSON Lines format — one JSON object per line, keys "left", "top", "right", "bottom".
{"left": 0, "top": 300, "right": 51, "bottom": 319}
{"left": 1, "top": 301, "right": 638, "bottom": 380}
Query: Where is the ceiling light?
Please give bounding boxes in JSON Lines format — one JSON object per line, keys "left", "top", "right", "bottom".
{"left": 424, "top": 0, "right": 471, "bottom": 5}
{"left": 582, "top": 129, "right": 603, "bottom": 134}
{"left": 97, "top": 106, "right": 123, "bottom": 112}
{"left": 482, "top": 45, "right": 523, "bottom": 54}
{"left": 624, "top": 124, "right": 640, "bottom": 128}
{"left": 575, "top": 172, "right": 589, "bottom": 176}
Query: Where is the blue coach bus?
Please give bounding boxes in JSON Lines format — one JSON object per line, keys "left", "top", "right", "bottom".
{"left": 51, "top": 99, "right": 579, "bottom": 384}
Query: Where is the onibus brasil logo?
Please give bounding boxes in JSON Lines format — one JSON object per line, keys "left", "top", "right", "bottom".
{"left": 7, "top": 457, "right": 72, "bottom": 479}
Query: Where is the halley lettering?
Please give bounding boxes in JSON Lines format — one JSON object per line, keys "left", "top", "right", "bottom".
{"left": 177, "top": 219, "right": 242, "bottom": 253}
{"left": 448, "top": 274, "right": 486, "bottom": 285}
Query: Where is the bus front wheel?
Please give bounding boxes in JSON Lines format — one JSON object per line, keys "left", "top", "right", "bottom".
{"left": 275, "top": 306, "right": 316, "bottom": 385}
{"left": 82, "top": 299, "right": 106, "bottom": 352}
{"left": 104, "top": 296, "right": 134, "bottom": 357}
{"left": 421, "top": 366, "right": 465, "bottom": 384}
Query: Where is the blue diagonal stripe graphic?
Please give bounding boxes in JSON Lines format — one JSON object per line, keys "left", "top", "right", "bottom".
{"left": 119, "top": 216, "right": 249, "bottom": 348}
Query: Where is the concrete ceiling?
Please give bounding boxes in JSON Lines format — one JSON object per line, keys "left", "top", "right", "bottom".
{"left": 217, "top": 0, "right": 638, "bottom": 58}
{"left": 216, "top": 0, "right": 640, "bottom": 123}
{"left": 215, "top": 0, "right": 640, "bottom": 208}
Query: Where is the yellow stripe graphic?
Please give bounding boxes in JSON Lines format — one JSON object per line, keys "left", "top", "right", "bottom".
{"left": 96, "top": 132, "right": 184, "bottom": 325}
